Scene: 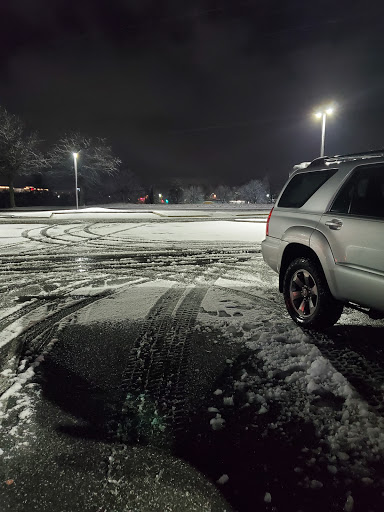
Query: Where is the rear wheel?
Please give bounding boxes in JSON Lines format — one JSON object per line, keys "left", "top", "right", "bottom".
{"left": 282, "top": 257, "right": 343, "bottom": 330}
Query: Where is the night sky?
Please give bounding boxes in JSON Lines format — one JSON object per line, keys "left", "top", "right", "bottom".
{"left": 1, "top": 0, "right": 384, "bottom": 190}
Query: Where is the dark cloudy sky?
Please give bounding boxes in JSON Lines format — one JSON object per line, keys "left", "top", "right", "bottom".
{"left": 1, "top": 0, "right": 384, "bottom": 190}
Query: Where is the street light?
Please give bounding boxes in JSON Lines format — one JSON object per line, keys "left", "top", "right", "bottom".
{"left": 314, "top": 106, "right": 335, "bottom": 157}
{"left": 73, "top": 152, "right": 79, "bottom": 209}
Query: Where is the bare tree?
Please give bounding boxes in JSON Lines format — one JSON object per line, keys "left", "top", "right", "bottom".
{"left": 0, "top": 107, "right": 46, "bottom": 207}
{"left": 216, "top": 185, "right": 233, "bottom": 203}
{"left": 168, "top": 180, "right": 184, "bottom": 204}
{"left": 238, "top": 179, "right": 268, "bottom": 203}
{"left": 118, "top": 168, "right": 143, "bottom": 203}
{"left": 184, "top": 184, "right": 204, "bottom": 203}
{"left": 101, "top": 167, "right": 143, "bottom": 204}
{"left": 48, "top": 132, "right": 121, "bottom": 204}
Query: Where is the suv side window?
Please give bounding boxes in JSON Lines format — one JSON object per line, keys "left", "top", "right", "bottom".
{"left": 278, "top": 169, "right": 337, "bottom": 208}
{"left": 330, "top": 164, "right": 384, "bottom": 219}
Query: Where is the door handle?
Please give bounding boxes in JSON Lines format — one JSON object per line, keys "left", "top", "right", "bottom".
{"left": 325, "top": 219, "right": 343, "bottom": 230}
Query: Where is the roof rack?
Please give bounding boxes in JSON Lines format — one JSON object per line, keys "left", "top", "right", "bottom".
{"left": 334, "top": 149, "right": 384, "bottom": 159}
{"left": 306, "top": 149, "right": 384, "bottom": 168}
{"left": 294, "top": 149, "right": 384, "bottom": 174}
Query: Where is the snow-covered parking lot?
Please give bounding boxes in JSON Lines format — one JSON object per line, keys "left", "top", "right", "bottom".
{"left": 0, "top": 207, "right": 383, "bottom": 512}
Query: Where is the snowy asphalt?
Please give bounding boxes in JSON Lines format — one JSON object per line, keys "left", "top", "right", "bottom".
{"left": 0, "top": 215, "right": 384, "bottom": 512}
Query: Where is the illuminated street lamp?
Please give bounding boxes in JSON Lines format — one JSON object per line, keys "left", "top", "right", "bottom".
{"left": 73, "top": 152, "right": 79, "bottom": 209}
{"left": 314, "top": 106, "right": 334, "bottom": 157}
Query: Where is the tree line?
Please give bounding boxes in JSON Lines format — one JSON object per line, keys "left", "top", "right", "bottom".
{"left": 0, "top": 106, "right": 272, "bottom": 207}
{"left": 0, "top": 106, "right": 122, "bottom": 207}
{"left": 164, "top": 178, "right": 271, "bottom": 204}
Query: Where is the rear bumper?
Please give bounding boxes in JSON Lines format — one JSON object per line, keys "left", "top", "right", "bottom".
{"left": 261, "top": 236, "right": 281, "bottom": 273}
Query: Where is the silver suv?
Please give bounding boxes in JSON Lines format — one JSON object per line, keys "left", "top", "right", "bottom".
{"left": 261, "top": 150, "right": 384, "bottom": 330}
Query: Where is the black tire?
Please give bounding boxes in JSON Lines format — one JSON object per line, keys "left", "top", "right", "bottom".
{"left": 282, "top": 257, "right": 343, "bottom": 330}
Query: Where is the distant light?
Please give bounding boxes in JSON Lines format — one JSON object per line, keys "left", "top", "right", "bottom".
{"left": 159, "top": 193, "right": 162, "bottom": 198}
{"left": 326, "top": 107, "right": 334, "bottom": 115}
{"left": 73, "top": 152, "right": 78, "bottom": 159}
{"left": 315, "top": 112, "right": 322, "bottom": 118}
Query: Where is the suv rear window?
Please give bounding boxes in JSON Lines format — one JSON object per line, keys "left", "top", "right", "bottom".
{"left": 278, "top": 169, "right": 337, "bottom": 208}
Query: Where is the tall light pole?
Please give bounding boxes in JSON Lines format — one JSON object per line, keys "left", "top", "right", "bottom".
{"left": 73, "top": 152, "right": 79, "bottom": 209}
{"left": 314, "top": 107, "right": 334, "bottom": 157}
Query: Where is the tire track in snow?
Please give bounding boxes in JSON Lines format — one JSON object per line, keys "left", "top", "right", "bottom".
{"left": 20, "top": 223, "right": 156, "bottom": 249}
{"left": 0, "top": 300, "right": 41, "bottom": 333}
{"left": 116, "top": 284, "right": 209, "bottom": 444}
{"left": 0, "top": 251, "right": 255, "bottom": 277}
{"left": 311, "top": 333, "right": 384, "bottom": 414}
{"left": 22, "top": 225, "right": 69, "bottom": 245}
{"left": 213, "top": 284, "right": 286, "bottom": 314}
{"left": 0, "top": 295, "right": 113, "bottom": 396}
{"left": 16, "top": 224, "right": 260, "bottom": 253}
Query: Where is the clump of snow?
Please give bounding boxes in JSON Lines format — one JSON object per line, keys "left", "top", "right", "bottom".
{"left": 19, "top": 408, "right": 32, "bottom": 420}
{"left": 264, "top": 492, "right": 272, "bottom": 503}
{"left": 310, "top": 480, "right": 323, "bottom": 490}
{"left": 306, "top": 357, "right": 354, "bottom": 398}
{"left": 210, "top": 414, "right": 225, "bottom": 431}
{"left": 344, "top": 494, "right": 354, "bottom": 511}
{"left": 0, "top": 368, "right": 13, "bottom": 377}
{"left": 216, "top": 474, "right": 229, "bottom": 485}
{"left": 198, "top": 283, "right": 384, "bottom": 493}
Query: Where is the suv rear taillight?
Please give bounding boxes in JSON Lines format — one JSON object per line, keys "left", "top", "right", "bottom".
{"left": 266, "top": 207, "right": 274, "bottom": 236}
